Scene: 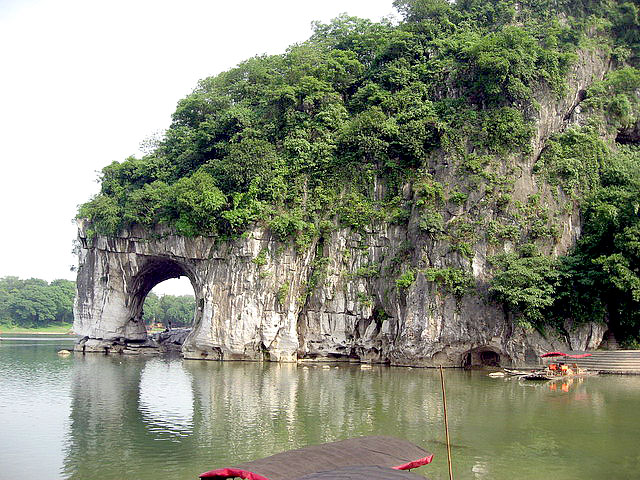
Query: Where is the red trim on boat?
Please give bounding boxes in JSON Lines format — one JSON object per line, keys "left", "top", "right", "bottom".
{"left": 199, "top": 436, "right": 434, "bottom": 479}
{"left": 392, "top": 454, "right": 434, "bottom": 470}
{"left": 199, "top": 467, "right": 272, "bottom": 480}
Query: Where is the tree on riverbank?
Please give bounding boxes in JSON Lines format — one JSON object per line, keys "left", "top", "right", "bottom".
{"left": 142, "top": 292, "right": 195, "bottom": 327}
{"left": 0, "top": 276, "right": 195, "bottom": 329}
{"left": 0, "top": 277, "right": 74, "bottom": 328}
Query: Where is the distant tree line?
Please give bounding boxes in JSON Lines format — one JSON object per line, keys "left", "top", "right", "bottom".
{"left": 142, "top": 292, "right": 195, "bottom": 327}
{"left": 0, "top": 277, "right": 75, "bottom": 328}
{"left": 0, "top": 276, "right": 195, "bottom": 329}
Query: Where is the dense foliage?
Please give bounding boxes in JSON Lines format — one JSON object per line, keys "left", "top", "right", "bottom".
{"left": 490, "top": 145, "right": 640, "bottom": 342}
{"left": 0, "top": 277, "right": 75, "bottom": 328}
{"left": 79, "top": 0, "right": 591, "bottom": 239}
{"left": 79, "top": 0, "right": 640, "bottom": 343}
{"left": 555, "top": 147, "right": 640, "bottom": 344}
{"left": 142, "top": 292, "right": 195, "bottom": 327}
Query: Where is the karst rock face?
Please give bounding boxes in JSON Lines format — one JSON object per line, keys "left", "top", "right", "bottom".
{"left": 73, "top": 49, "right": 611, "bottom": 366}
{"left": 73, "top": 219, "right": 604, "bottom": 366}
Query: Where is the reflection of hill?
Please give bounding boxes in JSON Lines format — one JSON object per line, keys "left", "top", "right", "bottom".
{"left": 62, "top": 356, "right": 197, "bottom": 480}
{"left": 62, "top": 358, "right": 640, "bottom": 480}
{"left": 139, "top": 360, "right": 194, "bottom": 438}
{"left": 62, "top": 355, "right": 148, "bottom": 479}
{"left": 183, "top": 362, "right": 447, "bottom": 475}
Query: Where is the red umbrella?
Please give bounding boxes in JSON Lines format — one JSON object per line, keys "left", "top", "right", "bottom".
{"left": 540, "top": 352, "right": 592, "bottom": 358}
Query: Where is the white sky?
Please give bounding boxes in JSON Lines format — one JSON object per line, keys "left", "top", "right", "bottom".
{"left": 0, "top": 0, "right": 395, "bottom": 295}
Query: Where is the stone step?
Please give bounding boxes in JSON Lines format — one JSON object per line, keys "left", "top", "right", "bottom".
{"left": 576, "top": 353, "right": 640, "bottom": 356}
{"left": 575, "top": 357, "right": 640, "bottom": 362}
{"left": 575, "top": 355, "right": 640, "bottom": 360}
{"left": 574, "top": 359, "right": 637, "bottom": 363}
{"left": 575, "top": 356, "right": 640, "bottom": 360}
{"left": 593, "top": 373, "right": 640, "bottom": 376}
{"left": 578, "top": 368, "right": 640, "bottom": 373}
{"left": 578, "top": 362, "right": 640, "bottom": 366}
{"left": 570, "top": 352, "right": 640, "bottom": 358}
{"left": 578, "top": 363, "right": 640, "bottom": 370}
{"left": 575, "top": 359, "right": 640, "bottom": 364}
{"left": 576, "top": 355, "right": 640, "bottom": 358}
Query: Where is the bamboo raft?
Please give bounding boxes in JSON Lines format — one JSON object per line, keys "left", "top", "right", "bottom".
{"left": 490, "top": 352, "right": 598, "bottom": 381}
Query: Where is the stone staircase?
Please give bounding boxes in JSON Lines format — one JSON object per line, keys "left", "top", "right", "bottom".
{"left": 599, "top": 330, "right": 620, "bottom": 350}
{"left": 569, "top": 350, "right": 640, "bottom": 374}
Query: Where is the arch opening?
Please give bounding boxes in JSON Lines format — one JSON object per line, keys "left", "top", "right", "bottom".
{"left": 599, "top": 329, "right": 619, "bottom": 350}
{"left": 125, "top": 257, "right": 199, "bottom": 348}
{"left": 143, "top": 277, "right": 196, "bottom": 332}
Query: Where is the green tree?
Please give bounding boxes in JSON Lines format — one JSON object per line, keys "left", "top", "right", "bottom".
{"left": 143, "top": 293, "right": 195, "bottom": 327}
{"left": 6, "top": 282, "right": 58, "bottom": 327}
{"left": 555, "top": 147, "right": 640, "bottom": 343}
{"left": 0, "top": 277, "right": 76, "bottom": 327}
{"left": 49, "top": 279, "right": 76, "bottom": 323}
{"left": 74, "top": 0, "right": 640, "bottom": 344}
{"left": 489, "top": 245, "right": 561, "bottom": 328}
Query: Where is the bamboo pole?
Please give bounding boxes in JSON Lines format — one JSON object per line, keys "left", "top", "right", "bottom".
{"left": 439, "top": 365, "right": 454, "bottom": 480}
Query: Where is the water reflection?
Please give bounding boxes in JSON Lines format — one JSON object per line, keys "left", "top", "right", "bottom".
{"left": 62, "top": 355, "right": 147, "bottom": 479}
{"left": 56, "top": 356, "right": 640, "bottom": 480}
{"left": 0, "top": 336, "right": 74, "bottom": 479}
{"left": 182, "top": 361, "right": 445, "bottom": 468}
{"left": 139, "top": 358, "right": 194, "bottom": 439}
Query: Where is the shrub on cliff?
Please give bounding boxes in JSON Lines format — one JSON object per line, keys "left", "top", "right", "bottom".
{"left": 489, "top": 245, "right": 561, "bottom": 329}
{"left": 554, "top": 146, "right": 640, "bottom": 343}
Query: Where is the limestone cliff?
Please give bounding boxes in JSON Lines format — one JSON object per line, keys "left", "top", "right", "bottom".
{"left": 74, "top": 48, "right": 613, "bottom": 366}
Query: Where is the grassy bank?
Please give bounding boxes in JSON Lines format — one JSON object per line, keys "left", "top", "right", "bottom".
{"left": 0, "top": 323, "right": 74, "bottom": 335}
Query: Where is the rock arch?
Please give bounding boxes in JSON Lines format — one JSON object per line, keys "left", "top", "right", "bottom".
{"left": 129, "top": 257, "right": 199, "bottom": 330}
{"left": 74, "top": 240, "right": 202, "bottom": 353}
{"left": 73, "top": 222, "right": 305, "bottom": 360}
{"left": 72, "top": 221, "right": 605, "bottom": 365}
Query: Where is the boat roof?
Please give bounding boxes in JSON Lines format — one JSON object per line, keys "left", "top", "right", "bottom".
{"left": 199, "top": 436, "right": 433, "bottom": 480}
{"left": 295, "top": 465, "right": 428, "bottom": 480}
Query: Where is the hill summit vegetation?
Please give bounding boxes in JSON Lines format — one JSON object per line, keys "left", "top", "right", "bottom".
{"left": 79, "top": 0, "right": 640, "bottom": 345}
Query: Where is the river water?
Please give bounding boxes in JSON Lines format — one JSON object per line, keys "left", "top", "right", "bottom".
{"left": 1, "top": 335, "right": 639, "bottom": 480}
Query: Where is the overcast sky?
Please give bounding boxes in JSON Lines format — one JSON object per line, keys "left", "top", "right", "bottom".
{"left": 0, "top": 0, "right": 395, "bottom": 295}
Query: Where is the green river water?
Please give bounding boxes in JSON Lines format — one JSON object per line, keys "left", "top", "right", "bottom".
{"left": 0, "top": 335, "right": 639, "bottom": 480}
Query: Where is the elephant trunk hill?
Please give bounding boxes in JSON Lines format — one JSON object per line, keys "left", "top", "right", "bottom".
{"left": 74, "top": 0, "right": 640, "bottom": 365}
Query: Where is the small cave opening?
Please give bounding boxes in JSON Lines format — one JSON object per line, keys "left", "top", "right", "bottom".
{"left": 462, "top": 352, "right": 472, "bottom": 369}
{"left": 616, "top": 122, "right": 640, "bottom": 145}
{"left": 371, "top": 306, "right": 389, "bottom": 328}
{"left": 462, "top": 347, "right": 502, "bottom": 368}
{"left": 599, "top": 329, "right": 620, "bottom": 350}
{"left": 480, "top": 350, "right": 500, "bottom": 366}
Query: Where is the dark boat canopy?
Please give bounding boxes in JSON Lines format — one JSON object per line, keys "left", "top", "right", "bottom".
{"left": 540, "top": 352, "right": 593, "bottom": 358}
{"left": 295, "top": 465, "right": 428, "bottom": 480}
{"left": 199, "top": 436, "right": 433, "bottom": 480}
